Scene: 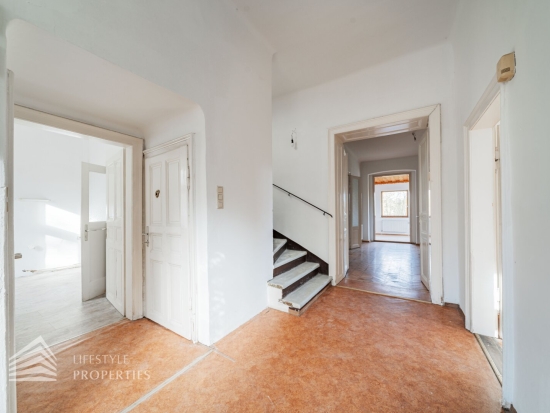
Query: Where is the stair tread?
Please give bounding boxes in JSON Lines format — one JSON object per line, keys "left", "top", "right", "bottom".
{"left": 268, "top": 262, "right": 320, "bottom": 289}
{"left": 274, "top": 249, "right": 307, "bottom": 269}
{"left": 273, "top": 238, "right": 287, "bottom": 255}
{"left": 280, "top": 274, "right": 331, "bottom": 309}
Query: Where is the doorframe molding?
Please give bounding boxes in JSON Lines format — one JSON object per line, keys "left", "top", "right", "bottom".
{"left": 366, "top": 169, "right": 417, "bottom": 244}
{"left": 328, "top": 104, "right": 443, "bottom": 304}
{"left": 13, "top": 105, "right": 144, "bottom": 321}
{"left": 143, "top": 134, "right": 198, "bottom": 343}
{"left": 462, "top": 77, "right": 500, "bottom": 331}
{"left": 463, "top": 76, "right": 514, "bottom": 406}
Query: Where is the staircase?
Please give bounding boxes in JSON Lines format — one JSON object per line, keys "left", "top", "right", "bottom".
{"left": 268, "top": 236, "right": 331, "bottom": 315}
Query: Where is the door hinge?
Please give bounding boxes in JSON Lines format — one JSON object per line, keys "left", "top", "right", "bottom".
{"left": 187, "top": 160, "right": 191, "bottom": 191}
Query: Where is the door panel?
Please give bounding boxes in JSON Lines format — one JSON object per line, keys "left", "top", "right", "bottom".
{"left": 81, "top": 163, "right": 107, "bottom": 301}
{"left": 106, "top": 150, "right": 125, "bottom": 315}
{"left": 418, "top": 133, "right": 431, "bottom": 290}
{"left": 349, "top": 175, "right": 361, "bottom": 249}
{"left": 145, "top": 145, "right": 191, "bottom": 339}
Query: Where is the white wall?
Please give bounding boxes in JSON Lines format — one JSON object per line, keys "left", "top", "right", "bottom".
{"left": 14, "top": 122, "right": 120, "bottom": 277}
{"left": 451, "top": 0, "right": 550, "bottom": 409}
{"left": 0, "top": 0, "right": 274, "bottom": 348}
{"left": 346, "top": 149, "right": 360, "bottom": 176}
{"left": 374, "top": 182, "right": 410, "bottom": 236}
{"left": 273, "top": 43, "right": 459, "bottom": 303}
{"left": 360, "top": 156, "right": 419, "bottom": 244}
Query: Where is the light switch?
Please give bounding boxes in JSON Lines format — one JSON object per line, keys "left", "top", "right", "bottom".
{"left": 217, "top": 186, "right": 224, "bottom": 209}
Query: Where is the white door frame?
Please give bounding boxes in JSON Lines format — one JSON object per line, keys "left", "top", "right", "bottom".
{"left": 367, "top": 170, "right": 417, "bottom": 244}
{"left": 143, "top": 134, "right": 198, "bottom": 343}
{"left": 463, "top": 77, "right": 514, "bottom": 405}
{"left": 13, "top": 105, "right": 143, "bottom": 320}
{"left": 463, "top": 78, "right": 501, "bottom": 330}
{"left": 328, "top": 105, "right": 443, "bottom": 304}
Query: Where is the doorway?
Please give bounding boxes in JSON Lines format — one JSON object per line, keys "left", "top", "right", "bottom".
{"left": 373, "top": 173, "right": 411, "bottom": 243}
{"left": 465, "top": 92, "right": 503, "bottom": 383}
{"left": 328, "top": 105, "right": 443, "bottom": 305}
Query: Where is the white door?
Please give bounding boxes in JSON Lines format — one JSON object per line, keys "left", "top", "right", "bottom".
{"left": 469, "top": 128, "right": 499, "bottom": 337}
{"left": 418, "top": 133, "right": 431, "bottom": 290}
{"left": 342, "top": 149, "right": 349, "bottom": 273}
{"left": 106, "top": 151, "right": 125, "bottom": 315}
{"left": 349, "top": 176, "right": 361, "bottom": 249}
{"left": 81, "top": 163, "right": 107, "bottom": 301}
{"left": 144, "top": 145, "right": 191, "bottom": 339}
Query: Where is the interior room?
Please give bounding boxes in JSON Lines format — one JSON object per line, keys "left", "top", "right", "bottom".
{"left": 14, "top": 120, "right": 125, "bottom": 351}
{"left": 1, "top": 1, "right": 549, "bottom": 412}
{"left": 338, "top": 131, "right": 431, "bottom": 302}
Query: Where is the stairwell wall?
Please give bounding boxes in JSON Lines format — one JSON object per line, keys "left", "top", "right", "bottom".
{"left": 273, "top": 43, "right": 460, "bottom": 304}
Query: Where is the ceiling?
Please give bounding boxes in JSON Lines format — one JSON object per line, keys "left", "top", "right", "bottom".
{"left": 233, "top": 0, "right": 458, "bottom": 96}
{"left": 7, "top": 20, "right": 198, "bottom": 138}
{"left": 344, "top": 131, "right": 422, "bottom": 162}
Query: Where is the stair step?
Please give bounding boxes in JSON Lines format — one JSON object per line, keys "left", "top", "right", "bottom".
{"left": 273, "top": 238, "right": 287, "bottom": 255}
{"left": 268, "top": 262, "right": 320, "bottom": 290}
{"left": 274, "top": 250, "right": 307, "bottom": 269}
{"left": 280, "top": 274, "right": 331, "bottom": 310}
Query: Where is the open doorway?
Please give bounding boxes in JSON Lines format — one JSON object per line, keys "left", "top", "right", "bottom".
{"left": 374, "top": 173, "right": 411, "bottom": 243}
{"left": 13, "top": 119, "right": 126, "bottom": 351}
{"left": 339, "top": 131, "right": 429, "bottom": 302}
{"left": 465, "top": 92, "right": 503, "bottom": 384}
{"left": 329, "top": 105, "right": 443, "bottom": 304}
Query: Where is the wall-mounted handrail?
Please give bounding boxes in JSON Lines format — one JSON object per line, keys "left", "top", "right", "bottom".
{"left": 273, "top": 184, "right": 333, "bottom": 218}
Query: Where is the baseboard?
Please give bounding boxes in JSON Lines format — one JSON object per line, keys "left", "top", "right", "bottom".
{"left": 502, "top": 405, "right": 518, "bottom": 413}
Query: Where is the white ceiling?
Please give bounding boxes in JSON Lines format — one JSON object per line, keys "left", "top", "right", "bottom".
{"left": 7, "top": 20, "right": 198, "bottom": 138}
{"left": 233, "top": 0, "right": 458, "bottom": 96}
{"left": 344, "top": 131, "right": 422, "bottom": 162}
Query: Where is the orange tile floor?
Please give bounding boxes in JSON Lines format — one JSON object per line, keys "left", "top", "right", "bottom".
{"left": 17, "top": 287, "right": 501, "bottom": 412}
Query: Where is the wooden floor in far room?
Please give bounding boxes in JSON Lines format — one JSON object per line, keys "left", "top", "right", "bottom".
{"left": 340, "top": 241, "right": 431, "bottom": 302}
{"left": 15, "top": 268, "right": 124, "bottom": 352}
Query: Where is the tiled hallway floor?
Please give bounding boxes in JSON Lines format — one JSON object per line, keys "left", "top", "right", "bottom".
{"left": 17, "top": 287, "right": 501, "bottom": 412}
{"left": 339, "top": 241, "right": 431, "bottom": 302}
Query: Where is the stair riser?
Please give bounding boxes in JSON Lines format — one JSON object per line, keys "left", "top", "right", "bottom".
{"left": 273, "top": 246, "right": 286, "bottom": 264}
{"left": 273, "top": 256, "right": 306, "bottom": 277}
{"left": 282, "top": 267, "right": 319, "bottom": 297}
{"left": 267, "top": 285, "right": 290, "bottom": 313}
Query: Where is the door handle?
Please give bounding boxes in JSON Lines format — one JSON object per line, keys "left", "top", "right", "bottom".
{"left": 14, "top": 253, "right": 22, "bottom": 260}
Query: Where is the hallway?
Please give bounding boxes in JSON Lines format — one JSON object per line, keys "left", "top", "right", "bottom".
{"left": 340, "top": 242, "right": 431, "bottom": 302}
{"left": 17, "top": 287, "right": 500, "bottom": 412}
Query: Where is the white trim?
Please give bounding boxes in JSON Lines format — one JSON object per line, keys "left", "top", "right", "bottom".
{"left": 462, "top": 77, "right": 500, "bottom": 330}
{"left": 143, "top": 135, "right": 198, "bottom": 343}
{"left": 328, "top": 104, "right": 443, "bottom": 305}
{"left": 463, "top": 76, "right": 514, "bottom": 406}
{"left": 143, "top": 134, "right": 194, "bottom": 158}
{"left": 12, "top": 105, "right": 144, "bottom": 321}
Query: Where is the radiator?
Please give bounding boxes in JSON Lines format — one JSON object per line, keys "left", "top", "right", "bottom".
{"left": 381, "top": 219, "right": 409, "bottom": 234}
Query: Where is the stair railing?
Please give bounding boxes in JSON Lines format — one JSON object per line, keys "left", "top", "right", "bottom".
{"left": 273, "top": 184, "right": 333, "bottom": 218}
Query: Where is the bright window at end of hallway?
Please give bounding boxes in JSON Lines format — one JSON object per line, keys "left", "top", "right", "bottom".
{"left": 381, "top": 191, "right": 408, "bottom": 217}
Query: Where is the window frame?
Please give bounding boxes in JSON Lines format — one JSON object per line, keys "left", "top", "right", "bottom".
{"left": 381, "top": 190, "right": 409, "bottom": 218}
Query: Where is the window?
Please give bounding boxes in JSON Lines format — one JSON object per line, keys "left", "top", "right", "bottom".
{"left": 381, "top": 191, "right": 408, "bottom": 217}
